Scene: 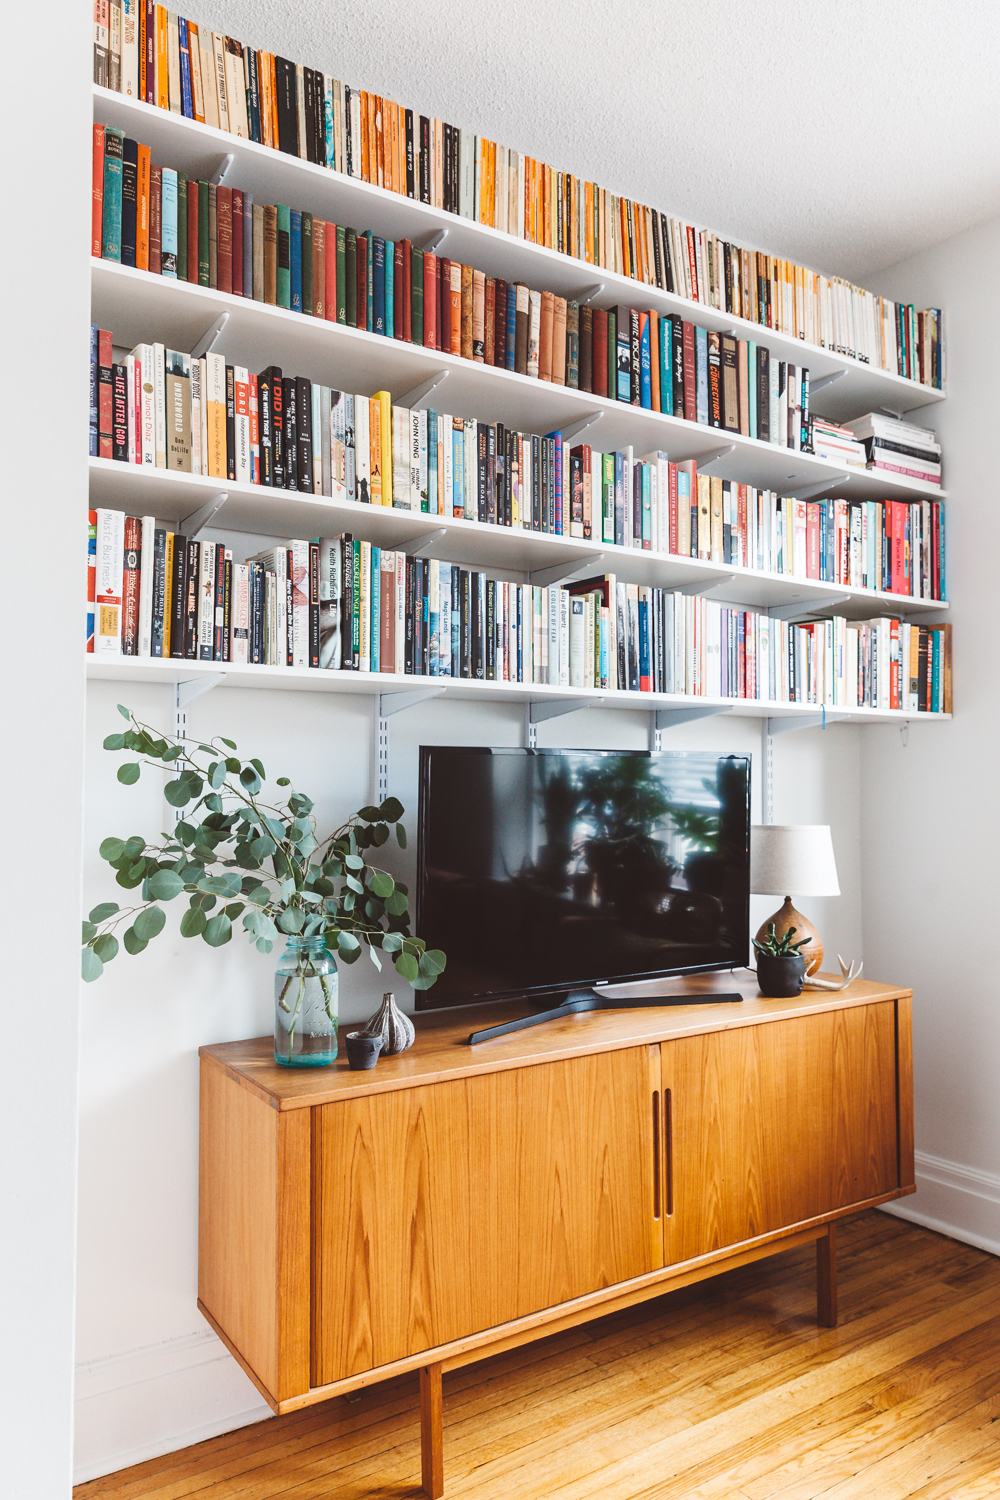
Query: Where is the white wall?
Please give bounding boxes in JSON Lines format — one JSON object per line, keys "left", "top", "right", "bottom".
{"left": 860, "top": 218, "right": 1000, "bottom": 1255}
{"left": 75, "top": 671, "right": 862, "bottom": 1480}
{"left": 0, "top": 4, "right": 92, "bottom": 1495}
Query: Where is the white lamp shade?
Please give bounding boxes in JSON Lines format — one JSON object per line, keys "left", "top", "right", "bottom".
{"left": 750, "top": 824, "right": 840, "bottom": 897}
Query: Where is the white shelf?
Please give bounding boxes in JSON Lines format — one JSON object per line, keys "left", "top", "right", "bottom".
{"left": 93, "top": 85, "right": 946, "bottom": 428}
{"left": 91, "top": 260, "right": 947, "bottom": 507}
{"left": 88, "top": 458, "right": 948, "bottom": 622}
{"left": 85, "top": 654, "right": 950, "bottom": 723}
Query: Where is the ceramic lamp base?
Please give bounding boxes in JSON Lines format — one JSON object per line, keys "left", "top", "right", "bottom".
{"left": 756, "top": 897, "right": 823, "bottom": 976}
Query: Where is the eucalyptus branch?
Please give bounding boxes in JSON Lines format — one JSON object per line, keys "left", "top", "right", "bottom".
{"left": 82, "top": 705, "right": 446, "bottom": 993}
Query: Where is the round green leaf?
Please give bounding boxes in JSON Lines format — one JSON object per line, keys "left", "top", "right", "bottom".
{"left": 93, "top": 933, "right": 119, "bottom": 963}
{"left": 336, "top": 931, "right": 360, "bottom": 956}
{"left": 163, "top": 777, "right": 192, "bottom": 807}
{"left": 89, "top": 901, "right": 120, "bottom": 923}
{"left": 180, "top": 907, "right": 207, "bottom": 938}
{"left": 379, "top": 796, "right": 404, "bottom": 822}
{"left": 393, "top": 951, "right": 419, "bottom": 982}
{"left": 256, "top": 937, "right": 274, "bottom": 953}
{"left": 369, "top": 872, "right": 394, "bottom": 899}
{"left": 103, "top": 733, "right": 126, "bottom": 751}
{"left": 385, "top": 892, "right": 409, "bottom": 916}
{"left": 123, "top": 926, "right": 148, "bottom": 955}
{"left": 82, "top": 947, "right": 104, "bottom": 981}
{"left": 210, "top": 761, "right": 226, "bottom": 789}
{"left": 395, "top": 823, "right": 407, "bottom": 849}
{"left": 203, "top": 913, "right": 233, "bottom": 947}
{"left": 148, "top": 869, "right": 185, "bottom": 901}
{"left": 358, "top": 804, "right": 382, "bottom": 822}
{"left": 277, "top": 908, "right": 305, "bottom": 934}
{"left": 371, "top": 823, "right": 390, "bottom": 846}
{"left": 82, "top": 920, "right": 97, "bottom": 943}
{"left": 419, "top": 949, "right": 447, "bottom": 975}
{"left": 117, "top": 763, "right": 141, "bottom": 785}
{"left": 276, "top": 777, "right": 290, "bottom": 787}
{"left": 381, "top": 932, "right": 403, "bottom": 953}
{"left": 99, "top": 837, "right": 126, "bottom": 862}
{"left": 344, "top": 854, "right": 364, "bottom": 871}
{"left": 134, "top": 906, "right": 167, "bottom": 941}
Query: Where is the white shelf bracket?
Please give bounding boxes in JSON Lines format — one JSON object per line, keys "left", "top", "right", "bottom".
{"left": 649, "top": 704, "right": 731, "bottom": 751}
{"left": 877, "top": 406, "right": 904, "bottom": 421}
{"left": 561, "top": 411, "right": 604, "bottom": 445}
{"left": 525, "top": 697, "right": 604, "bottom": 748}
{"left": 529, "top": 552, "right": 606, "bottom": 590}
{"left": 168, "top": 673, "right": 226, "bottom": 829}
{"left": 181, "top": 492, "right": 229, "bottom": 538}
{"left": 397, "top": 370, "right": 450, "bottom": 409}
{"left": 697, "top": 444, "right": 736, "bottom": 475}
{"left": 378, "top": 687, "right": 447, "bottom": 718}
{"left": 761, "top": 706, "right": 847, "bottom": 822}
{"left": 373, "top": 687, "right": 446, "bottom": 804}
{"left": 190, "top": 313, "right": 230, "bottom": 360}
{"left": 419, "top": 228, "right": 448, "bottom": 254}
{"left": 768, "top": 592, "right": 844, "bottom": 622}
{"left": 398, "top": 526, "right": 448, "bottom": 558}
{"left": 576, "top": 282, "right": 605, "bottom": 305}
{"left": 766, "top": 708, "right": 846, "bottom": 737}
{"left": 676, "top": 573, "right": 736, "bottom": 598}
{"left": 210, "top": 153, "right": 236, "bottom": 186}
{"left": 790, "top": 473, "right": 852, "bottom": 502}
{"left": 810, "top": 370, "right": 847, "bottom": 395}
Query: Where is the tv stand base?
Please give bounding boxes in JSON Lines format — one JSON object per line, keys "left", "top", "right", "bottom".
{"left": 466, "top": 988, "right": 743, "bottom": 1045}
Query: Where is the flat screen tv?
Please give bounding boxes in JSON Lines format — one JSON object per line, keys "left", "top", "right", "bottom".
{"left": 416, "top": 747, "right": 751, "bottom": 1020}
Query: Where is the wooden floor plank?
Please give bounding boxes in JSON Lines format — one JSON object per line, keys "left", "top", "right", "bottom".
{"left": 76, "top": 1214, "right": 1000, "bottom": 1500}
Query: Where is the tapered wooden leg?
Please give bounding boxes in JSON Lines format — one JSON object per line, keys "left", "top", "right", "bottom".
{"left": 817, "top": 1222, "right": 838, "bottom": 1327}
{"left": 420, "top": 1362, "right": 444, "bottom": 1499}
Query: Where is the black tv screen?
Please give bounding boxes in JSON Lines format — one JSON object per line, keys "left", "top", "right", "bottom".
{"left": 416, "top": 747, "right": 751, "bottom": 1010}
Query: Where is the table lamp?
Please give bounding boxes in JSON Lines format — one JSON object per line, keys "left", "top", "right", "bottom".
{"left": 750, "top": 825, "right": 840, "bottom": 976}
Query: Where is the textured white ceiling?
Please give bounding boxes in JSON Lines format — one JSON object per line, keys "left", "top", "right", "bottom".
{"left": 197, "top": 0, "right": 1000, "bottom": 284}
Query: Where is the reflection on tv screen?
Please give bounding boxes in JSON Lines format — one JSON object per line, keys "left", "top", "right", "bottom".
{"left": 417, "top": 748, "right": 750, "bottom": 1008}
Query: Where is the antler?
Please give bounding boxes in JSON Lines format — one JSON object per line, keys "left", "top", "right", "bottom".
{"left": 803, "top": 956, "right": 864, "bottom": 992}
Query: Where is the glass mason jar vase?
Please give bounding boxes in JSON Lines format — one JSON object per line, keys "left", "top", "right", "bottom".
{"left": 273, "top": 935, "right": 338, "bottom": 1067}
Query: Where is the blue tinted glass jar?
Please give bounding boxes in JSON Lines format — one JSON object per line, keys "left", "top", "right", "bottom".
{"left": 274, "top": 935, "right": 338, "bottom": 1067}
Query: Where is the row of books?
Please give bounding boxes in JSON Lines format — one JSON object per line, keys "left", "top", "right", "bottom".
{"left": 91, "top": 329, "right": 947, "bottom": 601}
{"left": 95, "top": 125, "right": 819, "bottom": 441}
{"left": 87, "top": 508, "right": 951, "bottom": 714}
{"left": 92, "top": 5, "right": 944, "bottom": 388}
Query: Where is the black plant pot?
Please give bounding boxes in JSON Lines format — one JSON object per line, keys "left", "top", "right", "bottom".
{"left": 755, "top": 953, "right": 806, "bottom": 998}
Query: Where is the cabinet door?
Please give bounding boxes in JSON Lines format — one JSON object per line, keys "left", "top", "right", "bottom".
{"left": 312, "top": 1045, "right": 661, "bottom": 1386}
{"left": 660, "top": 1003, "right": 900, "bottom": 1266}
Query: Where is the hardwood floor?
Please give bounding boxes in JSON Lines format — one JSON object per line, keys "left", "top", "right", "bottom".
{"left": 76, "top": 1212, "right": 1000, "bottom": 1500}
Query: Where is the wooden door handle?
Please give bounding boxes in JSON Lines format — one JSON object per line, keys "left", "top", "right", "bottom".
{"left": 663, "top": 1088, "right": 673, "bottom": 1217}
{"left": 651, "top": 1090, "right": 661, "bottom": 1220}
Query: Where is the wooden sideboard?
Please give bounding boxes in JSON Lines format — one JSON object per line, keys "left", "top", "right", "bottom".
{"left": 198, "top": 974, "right": 914, "bottom": 1497}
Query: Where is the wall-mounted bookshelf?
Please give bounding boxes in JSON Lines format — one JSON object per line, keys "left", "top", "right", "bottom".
{"left": 92, "top": 84, "right": 946, "bottom": 427}
{"left": 86, "top": 652, "right": 950, "bottom": 726}
{"left": 89, "top": 82, "right": 951, "bottom": 731}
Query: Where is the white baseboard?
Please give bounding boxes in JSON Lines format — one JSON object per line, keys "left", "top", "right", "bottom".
{"left": 880, "top": 1150, "right": 1000, "bottom": 1258}
{"left": 73, "top": 1327, "right": 272, "bottom": 1485}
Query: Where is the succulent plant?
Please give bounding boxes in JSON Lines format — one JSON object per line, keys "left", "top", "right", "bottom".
{"left": 753, "top": 923, "right": 811, "bottom": 959}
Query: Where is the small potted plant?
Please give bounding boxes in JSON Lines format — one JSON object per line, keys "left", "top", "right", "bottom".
{"left": 753, "top": 923, "right": 809, "bottom": 998}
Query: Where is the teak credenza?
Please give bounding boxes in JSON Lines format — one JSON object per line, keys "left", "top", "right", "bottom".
{"left": 198, "top": 974, "right": 915, "bottom": 1497}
